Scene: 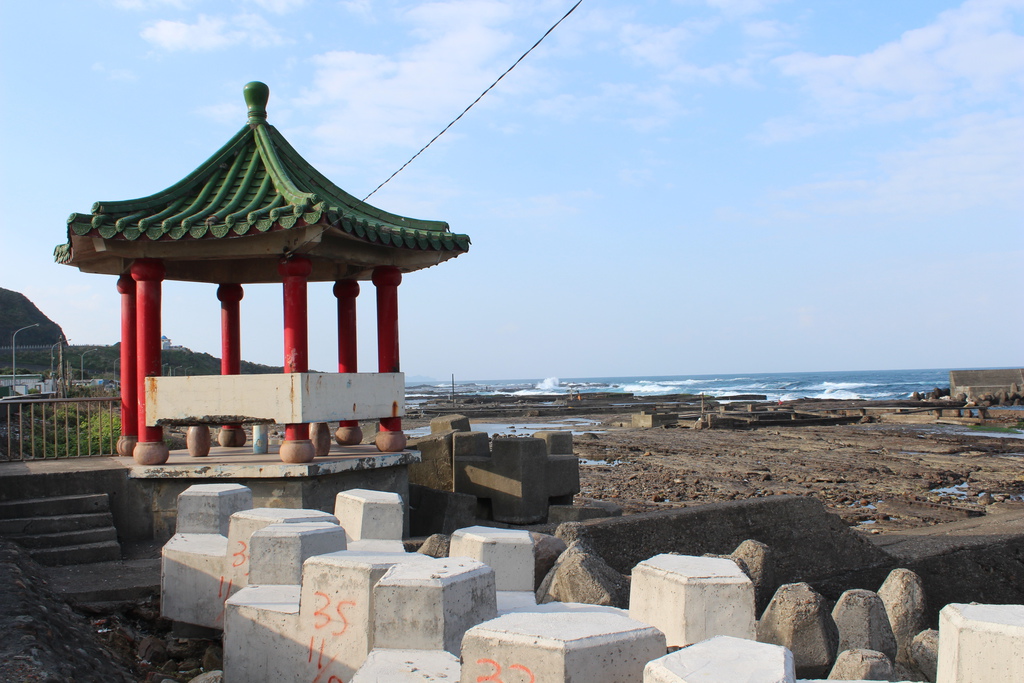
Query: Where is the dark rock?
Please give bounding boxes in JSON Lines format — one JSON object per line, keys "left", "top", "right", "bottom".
{"left": 536, "top": 540, "right": 629, "bottom": 608}
{"left": 529, "top": 531, "right": 567, "bottom": 590}
{"left": 756, "top": 582, "right": 839, "bottom": 679}
{"left": 828, "top": 648, "right": 895, "bottom": 681}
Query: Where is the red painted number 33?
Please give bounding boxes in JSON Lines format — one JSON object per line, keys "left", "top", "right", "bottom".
{"left": 476, "top": 658, "right": 535, "bottom": 683}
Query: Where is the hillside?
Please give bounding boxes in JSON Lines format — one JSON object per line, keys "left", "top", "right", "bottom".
{"left": 2, "top": 287, "right": 285, "bottom": 377}
{"left": 0, "top": 287, "right": 66, "bottom": 348}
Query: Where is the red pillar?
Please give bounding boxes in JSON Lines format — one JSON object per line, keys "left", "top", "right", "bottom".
{"left": 131, "top": 259, "right": 169, "bottom": 465}
{"left": 333, "top": 279, "right": 363, "bottom": 446}
{"left": 372, "top": 266, "right": 406, "bottom": 452}
{"left": 278, "top": 257, "right": 315, "bottom": 463}
{"left": 217, "top": 284, "right": 246, "bottom": 447}
{"left": 116, "top": 274, "right": 137, "bottom": 458}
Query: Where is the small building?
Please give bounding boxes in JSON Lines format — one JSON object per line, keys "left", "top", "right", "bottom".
{"left": 55, "top": 82, "right": 471, "bottom": 465}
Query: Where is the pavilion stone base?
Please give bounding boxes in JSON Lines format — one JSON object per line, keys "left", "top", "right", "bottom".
{"left": 124, "top": 445, "right": 419, "bottom": 543}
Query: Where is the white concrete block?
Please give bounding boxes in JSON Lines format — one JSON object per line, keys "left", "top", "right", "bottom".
{"left": 937, "top": 603, "right": 1024, "bottom": 683}
{"left": 224, "top": 507, "right": 339, "bottom": 594}
{"left": 298, "top": 550, "right": 436, "bottom": 682}
{"left": 248, "top": 521, "right": 347, "bottom": 585}
{"left": 450, "top": 525, "right": 535, "bottom": 592}
{"left": 630, "top": 554, "right": 755, "bottom": 647}
{"left": 175, "top": 483, "right": 253, "bottom": 536}
{"left": 374, "top": 556, "right": 498, "bottom": 655}
{"left": 348, "top": 539, "right": 407, "bottom": 553}
{"left": 461, "top": 610, "right": 667, "bottom": 683}
{"left": 351, "top": 648, "right": 461, "bottom": 682}
{"left": 223, "top": 584, "right": 302, "bottom": 683}
{"left": 498, "top": 591, "right": 538, "bottom": 615}
{"left": 161, "top": 533, "right": 230, "bottom": 628}
{"left": 644, "top": 635, "right": 795, "bottom": 683}
{"left": 335, "top": 489, "right": 404, "bottom": 542}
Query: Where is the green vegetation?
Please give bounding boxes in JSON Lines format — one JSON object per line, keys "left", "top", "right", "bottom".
{"left": 20, "top": 403, "right": 121, "bottom": 458}
{"left": 969, "top": 424, "right": 1024, "bottom": 434}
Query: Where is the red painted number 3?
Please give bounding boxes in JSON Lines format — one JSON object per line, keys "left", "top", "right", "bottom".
{"left": 231, "top": 540, "right": 248, "bottom": 568}
{"left": 476, "top": 658, "right": 535, "bottom": 683}
{"left": 313, "top": 592, "right": 355, "bottom": 636}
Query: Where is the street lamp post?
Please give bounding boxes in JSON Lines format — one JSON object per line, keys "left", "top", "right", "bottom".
{"left": 80, "top": 348, "right": 98, "bottom": 382}
{"left": 11, "top": 323, "right": 40, "bottom": 393}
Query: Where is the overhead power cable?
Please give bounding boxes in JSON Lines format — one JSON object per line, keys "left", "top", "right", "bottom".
{"left": 363, "top": 0, "right": 584, "bottom": 201}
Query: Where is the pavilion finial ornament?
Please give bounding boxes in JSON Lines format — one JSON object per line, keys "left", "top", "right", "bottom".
{"left": 244, "top": 81, "right": 270, "bottom": 124}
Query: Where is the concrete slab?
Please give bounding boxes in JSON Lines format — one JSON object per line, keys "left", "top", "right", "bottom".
{"left": 374, "top": 556, "right": 497, "bottom": 654}
{"left": 461, "top": 610, "right": 666, "bottom": 683}
{"left": 644, "top": 635, "right": 794, "bottom": 683}
{"left": 147, "top": 371, "right": 405, "bottom": 425}
{"left": 937, "top": 603, "right": 1024, "bottom": 683}
{"left": 630, "top": 554, "right": 755, "bottom": 647}
{"left": 450, "top": 526, "right": 535, "bottom": 592}
{"left": 351, "top": 648, "right": 461, "bottom": 682}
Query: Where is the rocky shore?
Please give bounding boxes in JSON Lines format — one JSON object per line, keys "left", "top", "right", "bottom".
{"left": 1, "top": 399, "right": 1021, "bottom": 681}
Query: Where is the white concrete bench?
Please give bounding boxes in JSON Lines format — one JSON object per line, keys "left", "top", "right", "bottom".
{"left": 630, "top": 554, "right": 755, "bottom": 647}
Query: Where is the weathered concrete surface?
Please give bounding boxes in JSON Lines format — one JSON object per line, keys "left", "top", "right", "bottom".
{"left": 537, "top": 540, "right": 629, "bottom": 608}
{"left": 877, "top": 568, "right": 927, "bottom": 666}
{"left": 830, "top": 589, "right": 897, "bottom": 662}
{"left": 936, "top": 603, "right": 1024, "bottom": 683}
{"left": 870, "top": 507, "right": 1024, "bottom": 623}
{"left": 408, "top": 484, "right": 476, "bottom": 537}
{"left": 757, "top": 582, "right": 839, "bottom": 679}
{"left": 450, "top": 526, "right": 534, "bottom": 592}
{"left": 629, "top": 554, "right": 755, "bottom": 647}
{"left": 334, "top": 489, "right": 404, "bottom": 542}
{"left": 827, "top": 648, "right": 895, "bottom": 681}
{"left": 461, "top": 610, "right": 666, "bottom": 683}
{"left": 351, "top": 648, "right": 460, "bottom": 682}
{"left": 556, "top": 496, "right": 893, "bottom": 589}
{"left": 407, "top": 430, "right": 456, "bottom": 491}
{"left": 949, "top": 368, "right": 1024, "bottom": 400}
{"left": 644, "top": 635, "right": 794, "bottom": 683}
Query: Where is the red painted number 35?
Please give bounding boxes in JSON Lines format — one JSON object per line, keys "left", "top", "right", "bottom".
{"left": 476, "top": 658, "right": 535, "bottom": 683}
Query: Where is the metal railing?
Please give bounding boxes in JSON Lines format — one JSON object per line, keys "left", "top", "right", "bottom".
{"left": 1, "top": 397, "right": 120, "bottom": 461}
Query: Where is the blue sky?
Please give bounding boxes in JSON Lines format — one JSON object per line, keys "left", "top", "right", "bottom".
{"left": 1, "top": 0, "right": 1021, "bottom": 381}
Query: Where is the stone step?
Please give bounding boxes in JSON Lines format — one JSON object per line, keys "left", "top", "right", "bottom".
{"left": 0, "top": 511, "right": 114, "bottom": 535}
{"left": 0, "top": 493, "right": 110, "bottom": 519}
{"left": 28, "top": 539, "right": 122, "bottom": 566}
{"left": 10, "top": 526, "right": 119, "bottom": 550}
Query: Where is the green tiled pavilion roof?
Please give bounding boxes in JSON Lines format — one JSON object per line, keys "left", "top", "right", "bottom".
{"left": 55, "top": 82, "right": 470, "bottom": 282}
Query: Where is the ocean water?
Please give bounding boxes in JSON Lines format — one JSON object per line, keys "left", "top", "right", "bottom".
{"left": 407, "top": 368, "right": 958, "bottom": 404}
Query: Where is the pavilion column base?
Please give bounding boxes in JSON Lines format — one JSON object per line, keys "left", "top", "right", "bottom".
{"left": 375, "top": 430, "right": 407, "bottom": 453}
{"left": 309, "top": 422, "right": 332, "bottom": 456}
{"left": 187, "top": 426, "right": 211, "bottom": 457}
{"left": 116, "top": 435, "right": 137, "bottom": 458}
{"left": 279, "top": 439, "right": 315, "bottom": 464}
{"left": 218, "top": 425, "right": 246, "bottom": 448}
{"left": 335, "top": 421, "right": 363, "bottom": 446}
{"left": 134, "top": 441, "right": 169, "bottom": 465}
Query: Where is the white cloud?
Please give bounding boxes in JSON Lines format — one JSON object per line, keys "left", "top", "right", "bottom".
{"left": 141, "top": 13, "right": 289, "bottom": 51}
{"left": 775, "top": 113, "right": 1024, "bottom": 218}
{"left": 92, "top": 62, "right": 137, "bottom": 82}
{"left": 244, "top": 0, "right": 307, "bottom": 13}
{"left": 771, "top": 0, "right": 1024, "bottom": 129}
{"left": 112, "top": 0, "right": 190, "bottom": 9}
{"left": 298, "top": 1, "right": 526, "bottom": 156}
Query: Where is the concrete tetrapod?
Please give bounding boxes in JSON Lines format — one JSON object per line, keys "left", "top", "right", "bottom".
{"left": 351, "top": 648, "right": 461, "bottom": 681}
{"left": 334, "top": 488, "right": 404, "bottom": 543}
{"left": 830, "top": 589, "right": 897, "bottom": 663}
{"left": 826, "top": 648, "right": 895, "bottom": 681}
{"left": 877, "top": 568, "right": 926, "bottom": 667}
{"left": 757, "top": 582, "right": 840, "bottom": 679}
